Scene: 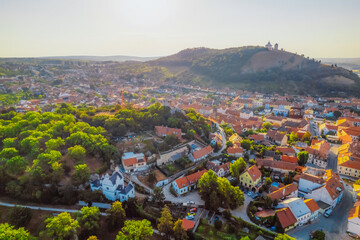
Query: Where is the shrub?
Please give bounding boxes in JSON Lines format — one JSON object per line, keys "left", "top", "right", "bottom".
{"left": 208, "top": 230, "right": 213, "bottom": 236}
{"left": 197, "top": 226, "right": 204, "bottom": 233}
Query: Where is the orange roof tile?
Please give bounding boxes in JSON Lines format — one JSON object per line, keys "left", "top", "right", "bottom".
{"left": 304, "top": 199, "right": 320, "bottom": 213}
{"left": 181, "top": 219, "right": 195, "bottom": 230}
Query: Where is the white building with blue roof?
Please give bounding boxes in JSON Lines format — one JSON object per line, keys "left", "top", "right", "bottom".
{"left": 90, "top": 167, "right": 135, "bottom": 202}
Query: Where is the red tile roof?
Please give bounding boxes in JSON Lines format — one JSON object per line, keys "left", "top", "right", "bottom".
{"left": 281, "top": 155, "right": 298, "bottom": 164}
{"left": 246, "top": 165, "right": 262, "bottom": 181}
{"left": 181, "top": 219, "right": 195, "bottom": 230}
{"left": 123, "top": 157, "right": 138, "bottom": 167}
{"left": 268, "top": 183, "right": 298, "bottom": 201}
{"left": 276, "top": 207, "right": 297, "bottom": 229}
{"left": 175, "top": 169, "right": 207, "bottom": 189}
{"left": 304, "top": 199, "right": 320, "bottom": 213}
{"left": 193, "top": 146, "right": 213, "bottom": 160}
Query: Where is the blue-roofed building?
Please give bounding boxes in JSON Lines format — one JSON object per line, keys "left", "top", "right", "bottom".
{"left": 90, "top": 167, "right": 135, "bottom": 202}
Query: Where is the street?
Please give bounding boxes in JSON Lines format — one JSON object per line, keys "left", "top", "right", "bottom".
{"left": 288, "top": 189, "right": 354, "bottom": 240}
{"left": 327, "top": 144, "right": 340, "bottom": 172}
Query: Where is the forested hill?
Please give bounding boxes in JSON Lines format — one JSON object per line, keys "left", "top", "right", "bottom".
{"left": 144, "top": 46, "right": 360, "bottom": 96}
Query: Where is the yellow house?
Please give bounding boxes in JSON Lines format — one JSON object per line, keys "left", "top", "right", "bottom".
{"left": 239, "top": 165, "right": 262, "bottom": 191}
{"left": 229, "top": 133, "right": 242, "bottom": 144}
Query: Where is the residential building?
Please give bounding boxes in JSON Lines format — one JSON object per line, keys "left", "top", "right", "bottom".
{"left": 268, "top": 183, "right": 298, "bottom": 201}
{"left": 122, "top": 152, "right": 147, "bottom": 173}
{"left": 190, "top": 145, "right": 213, "bottom": 162}
{"left": 172, "top": 169, "right": 207, "bottom": 195}
{"left": 277, "top": 198, "right": 311, "bottom": 226}
{"left": 206, "top": 160, "right": 231, "bottom": 177}
{"left": 276, "top": 207, "right": 298, "bottom": 232}
{"left": 348, "top": 201, "right": 360, "bottom": 237}
{"left": 227, "top": 144, "right": 244, "bottom": 158}
{"left": 90, "top": 167, "right": 135, "bottom": 202}
{"left": 304, "top": 199, "right": 320, "bottom": 222}
{"left": 239, "top": 165, "right": 262, "bottom": 191}
{"left": 266, "top": 130, "right": 288, "bottom": 146}
{"left": 155, "top": 126, "right": 183, "bottom": 141}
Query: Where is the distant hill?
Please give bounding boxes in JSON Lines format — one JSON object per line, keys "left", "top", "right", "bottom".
{"left": 139, "top": 46, "right": 360, "bottom": 96}
{"left": 319, "top": 58, "right": 360, "bottom": 71}
{"left": 40, "top": 55, "right": 160, "bottom": 62}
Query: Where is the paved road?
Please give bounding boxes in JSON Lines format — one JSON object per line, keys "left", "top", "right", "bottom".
{"left": 163, "top": 183, "right": 205, "bottom": 205}
{"left": 327, "top": 144, "right": 340, "bottom": 172}
{"left": 0, "top": 201, "right": 107, "bottom": 216}
{"left": 288, "top": 189, "right": 354, "bottom": 240}
{"left": 230, "top": 194, "right": 252, "bottom": 222}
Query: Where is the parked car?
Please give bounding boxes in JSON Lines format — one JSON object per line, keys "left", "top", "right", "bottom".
{"left": 252, "top": 193, "right": 261, "bottom": 199}
{"left": 187, "top": 201, "right": 195, "bottom": 205}
{"left": 247, "top": 191, "right": 253, "bottom": 196}
{"left": 324, "top": 209, "right": 333, "bottom": 218}
{"left": 187, "top": 212, "right": 195, "bottom": 216}
{"left": 190, "top": 208, "right": 197, "bottom": 212}
{"left": 185, "top": 215, "right": 195, "bottom": 220}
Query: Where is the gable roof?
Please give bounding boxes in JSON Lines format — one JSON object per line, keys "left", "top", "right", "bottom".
{"left": 175, "top": 169, "right": 207, "bottom": 189}
{"left": 304, "top": 199, "right": 320, "bottom": 213}
{"left": 281, "top": 155, "right": 298, "bottom": 164}
{"left": 268, "top": 183, "right": 298, "bottom": 201}
{"left": 245, "top": 165, "right": 262, "bottom": 181}
{"left": 276, "top": 207, "right": 297, "bottom": 229}
{"left": 193, "top": 146, "right": 213, "bottom": 159}
{"left": 256, "top": 159, "right": 298, "bottom": 171}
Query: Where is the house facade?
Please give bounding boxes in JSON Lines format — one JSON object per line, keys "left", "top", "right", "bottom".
{"left": 239, "top": 165, "right": 262, "bottom": 191}
{"left": 172, "top": 169, "right": 207, "bottom": 195}
{"left": 90, "top": 167, "right": 135, "bottom": 202}
{"left": 122, "top": 152, "right": 147, "bottom": 173}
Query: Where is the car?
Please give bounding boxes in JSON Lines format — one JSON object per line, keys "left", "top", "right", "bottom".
{"left": 189, "top": 208, "right": 197, "bottom": 212}
{"left": 187, "top": 201, "right": 195, "bottom": 205}
{"left": 324, "top": 209, "right": 333, "bottom": 218}
{"left": 252, "top": 193, "right": 260, "bottom": 199}
{"left": 247, "top": 191, "right": 253, "bottom": 196}
{"left": 188, "top": 212, "right": 195, "bottom": 216}
{"left": 185, "top": 215, "right": 194, "bottom": 220}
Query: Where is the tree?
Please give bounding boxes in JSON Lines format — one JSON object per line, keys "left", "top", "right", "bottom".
{"left": 157, "top": 205, "right": 174, "bottom": 238}
{"left": 45, "top": 212, "right": 79, "bottom": 240}
{"left": 226, "top": 140, "right": 233, "bottom": 147}
{"left": 274, "top": 234, "right": 296, "bottom": 240}
{"left": 7, "top": 206, "right": 32, "bottom": 228}
{"left": 301, "top": 131, "right": 311, "bottom": 142}
{"left": 6, "top": 156, "right": 28, "bottom": 175}
{"left": 313, "top": 230, "right": 325, "bottom": 240}
{"left": 87, "top": 237, "right": 98, "bottom": 240}
{"left": 289, "top": 132, "right": 298, "bottom": 143}
{"left": 0, "top": 223, "right": 35, "bottom": 240}
{"left": 297, "top": 151, "right": 309, "bottom": 166}
{"left": 209, "top": 191, "right": 220, "bottom": 210}
{"left": 333, "top": 111, "right": 342, "bottom": 119}
{"left": 0, "top": 148, "right": 18, "bottom": 159}
{"left": 198, "top": 170, "right": 219, "bottom": 200}
{"left": 76, "top": 206, "right": 100, "bottom": 237}
{"left": 173, "top": 219, "right": 188, "bottom": 240}
{"left": 262, "top": 122, "right": 273, "bottom": 130}
{"left": 230, "top": 157, "right": 247, "bottom": 179}
{"left": 152, "top": 187, "right": 165, "bottom": 202}
{"left": 72, "top": 164, "right": 90, "bottom": 185}
{"left": 68, "top": 145, "right": 86, "bottom": 162}
{"left": 240, "top": 139, "right": 252, "bottom": 151}
{"left": 115, "top": 220, "right": 153, "bottom": 240}
{"left": 355, "top": 178, "right": 360, "bottom": 185}
{"left": 106, "top": 201, "right": 126, "bottom": 231}
{"left": 46, "top": 138, "right": 65, "bottom": 151}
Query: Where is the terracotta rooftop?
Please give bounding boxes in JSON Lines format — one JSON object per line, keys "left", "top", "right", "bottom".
{"left": 276, "top": 207, "right": 297, "bottom": 229}
{"left": 304, "top": 199, "right": 320, "bottom": 213}
{"left": 268, "top": 183, "right": 298, "bottom": 201}
{"left": 193, "top": 145, "right": 213, "bottom": 160}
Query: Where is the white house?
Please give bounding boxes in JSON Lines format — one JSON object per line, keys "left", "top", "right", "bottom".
{"left": 206, "top": 160, "right": 231, "bottom": 177}
{"left": 304, "top": 199, "right": 320, "bottom": 222}
{"left": 277, "top": 198, "right": 311, "bottom": 226}
{"left": 172, "top": 169, "right": 207, "bottom": 195}
{"left": 297, "top": 170, "right": 344, "bottom": 209}
{"left": 90, "top": 167, "right": 135, "bottom": 202}
{"left": 122, "top": 152, "right": 147, "bottom": 173}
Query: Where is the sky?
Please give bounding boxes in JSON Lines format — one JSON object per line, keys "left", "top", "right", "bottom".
{"left": 0, "top": 0, "right": 360, "bottom": 58}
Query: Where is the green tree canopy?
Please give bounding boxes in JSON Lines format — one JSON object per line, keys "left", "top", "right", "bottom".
{"left": 45, "top": 212, "right": 79, "bottom": 240}
{"left": 0, "top": 223, "right": 35, "bottom": 240}
{"left": 72, "top": 164, "right": 90, "bottom": 185}
{"left": 115, "top": 220, "right": 153, "bottom": 240}
{"left": 230, "top": 157, "right": 247, "bottom": 179}
{"left": 173, "top": 219, "right": 188, "bottom": 240}
{"left": 157, "top": 205, "right": 173, "bottom": 238}
{"left": 68, "top": 145, "right": 86, "bottom": 162}
{"left": 106, "top": 201, "right": 126, "bottom": 231}
{"left": 76, "top": 206, "right": 100, "bottom": 237}
{"left": 297, "top": 151, "right": 309, "bottom": 166}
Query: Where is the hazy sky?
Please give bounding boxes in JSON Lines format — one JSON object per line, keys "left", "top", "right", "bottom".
{"left": 1, "top": 0, "right": 360, "bottom": 58}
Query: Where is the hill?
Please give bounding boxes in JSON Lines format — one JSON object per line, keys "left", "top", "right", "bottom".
{"left": 142, "top": 46, "right": 360, "bottom": 96}
{"left": 39, "top": 55, "right": 160, "bottom": 62}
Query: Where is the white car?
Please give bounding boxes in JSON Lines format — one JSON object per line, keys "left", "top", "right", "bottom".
{"left": 185, "top": 215, "right": 195, "bottom": 220}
